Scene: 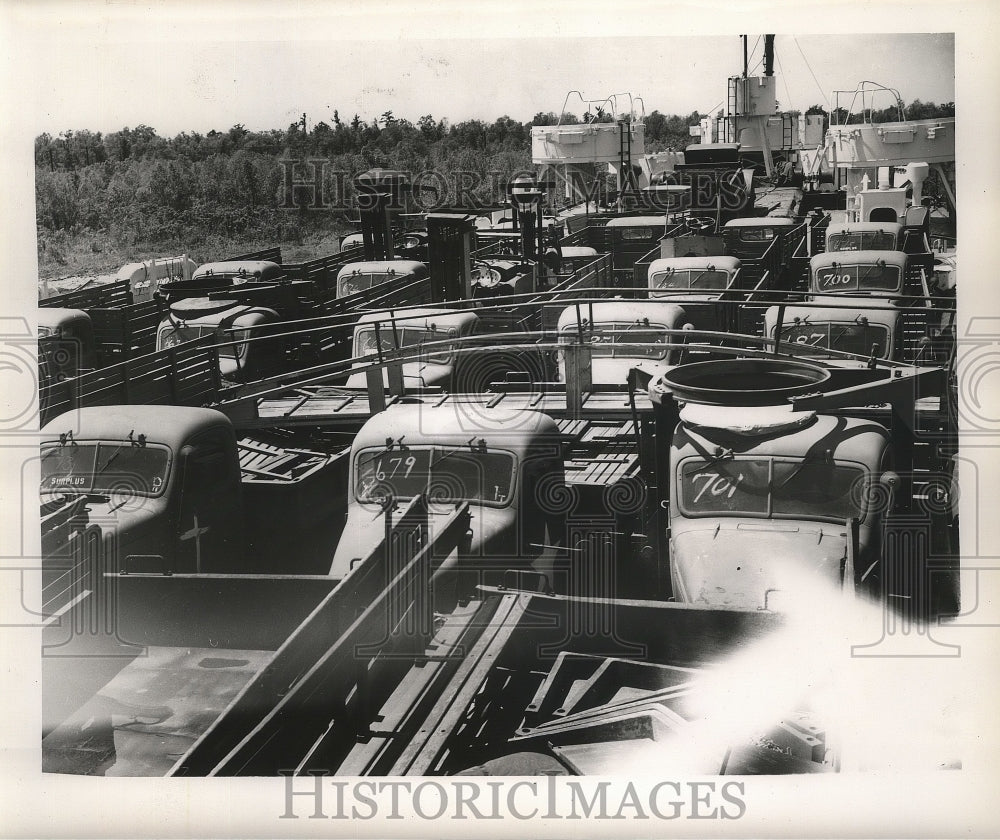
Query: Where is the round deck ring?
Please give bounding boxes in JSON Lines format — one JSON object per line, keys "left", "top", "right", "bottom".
{"left": 658, "top": 358, "right": 830, "bottom": 406}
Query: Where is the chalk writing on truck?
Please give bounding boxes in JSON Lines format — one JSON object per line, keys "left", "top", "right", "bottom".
{"left": 677, "top": 456, "right": 866, "bottom": 522}
{"left": 354, "top": 446, "right": 516, "bottom": 506}
{"left": 41, "top": 442, "right": 170, "bottom": 497}
{"left": 650, "top": 268, "right": 731, "bottom": 291}
{"left": 781, "top": 320, "right": 890, "bottom": 357}
{"left": 559, "top": 322, "right": 673, "bottom": 359}
{"left": 813, "top": 263, "right": 902, "bottom": 293}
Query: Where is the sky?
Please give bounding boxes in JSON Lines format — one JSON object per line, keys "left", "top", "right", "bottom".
{"left": 8, "top": 2, "right": 956, "bottom": 138}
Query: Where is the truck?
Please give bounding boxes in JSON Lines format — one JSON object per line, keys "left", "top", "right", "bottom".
{"left": 664, "top": 364, "right": 892, "bottom": 608}
{"left": 329, "top": 402, "right": 566, "bottom": 592}
{"left": 642, "top": 356, "right": 955, "bottom": 611}
{"left": 335, "top": 259, "right": 429, "bottom": 298}
{"left": 646, "top": 255, "right": 744, "bottom": 331}
{"left": 762, "top": 250, "right": 919, "bottom": 364}
{"left": 40, "top": 404, "right": 347, "bottom": 581}
{"left": 37, "top": 308, "right": 95, "bottom": 381}
{"left": 555, "top": 300, "right": 689, "bottom": 386}
{"left": 344, "top": 307, "right": 480, "bottom": 390}
{"left": 155, "top": 297, "right": 285, "bottom": 382}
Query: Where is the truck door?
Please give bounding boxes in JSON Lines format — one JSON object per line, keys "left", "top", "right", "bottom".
{"left": 175, "top": 430, "right": 245, "bottom": 572}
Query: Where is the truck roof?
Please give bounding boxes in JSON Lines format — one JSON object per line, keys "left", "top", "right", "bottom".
{"left": 192, "top": 260, "right": 282, "bottom": 281}
{"left": 350, "top": 403, "right": 561, "bottom": 456}
{"left": 810, "top": 250, "right": 907, "bottom": 271}
{"left": 826, "top": 221, "right": 903, "bottom": 237}
{"left": 557, "top": 300, "right": 688, "bottom": 330}
{"left": 37, "top": 307, "right": 90, "bottom": 330}
{"left": 560, "top": 246, "right": 599, "bottom": 258}
{"left": 40, "top": 405, "right": 233, "bottom": 450}
{"left": 648, "top": 255, "right": 741, "bottom": 273}
{"left": 354, "top": 308, "right": 477, "bottom": 331}
{"left": 724, "top": 217, "right": 797, "bottom": 228}
{"left": 676, "top": 412, "right": 890, "bottom": 469}
{"left": 605, "top": 216, "right": 668, "bottom": 228}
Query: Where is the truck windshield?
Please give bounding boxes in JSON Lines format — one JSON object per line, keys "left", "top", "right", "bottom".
{"left": 813, "top": 263, "right": 902, "bottom": 293}
{"left": 40, "top": 442, "right": 170, "bottom": 497}
{"left": 781, "top": 321, "right": 890, "bottom": 359}
{"left": 355, "top": 446, "right": 516, "bottom": 507}
{"left": 354, "top": 326, "right": 455, "bottom": 364}
{"left": 650, "top": 269, "right": 731, "bottom": 291}
{"left": 677, "top": 456, "right": 865, "bottom": 522}
{"left": 161, "top": 325, "right": 247, "bottom": 359}
{"left": 827, "top": 232, "right": 897, "bottom": 252}
{"left": 560, "top": 323, "right": 671, "bottom": 359}
{"left": 338, "top": 271, "right": 406, "bottom": 297}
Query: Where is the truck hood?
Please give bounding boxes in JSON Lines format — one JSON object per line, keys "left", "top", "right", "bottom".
{"left": 41, "top": 494, "right": 171, "bottom": 571}
{"left": 670, "top": 519, "right": 848, "bottom": 611}
{"left": 329, "top": 503, "right": 514, "bottom": 580}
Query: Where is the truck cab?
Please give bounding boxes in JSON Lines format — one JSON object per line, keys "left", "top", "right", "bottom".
{"left": 666, "top": 387, "right": 892, "bottom": 610}
{"left": 156, "top": 297, "right": 283, "bottom": 381}
{"left": 556, "top": 300, "right": 689, "bottom": 386}
{"left": 41, "top": 405, "right": 246, "bottom": 576}
{"left": 38, "top": 307, "right": 95, "bottom": 379}
{"left": 330, "top": 403, "right": 565, "bottom": 587}
{"left": 41, "top": 405, "right": 347, "bottom": 584}
{"left": 722, "top": 216, "right": 798, "bottom": 261}
{"left": 763, "top": 250, "right": 908, "bottom": 363}
{"left": 647, "top": 255, "right": 742, "bottom": 331}
{"left": 559, "top": 245, "right": 599, "bottom": 272}
{"left": 336, "top": 259, "right": 428, "bottom": 298}
{"left": 605, "top": 216, "right": 667, "bottom": 274}
{"left": 344, "top": 308, "right": 479, "bottom": 390}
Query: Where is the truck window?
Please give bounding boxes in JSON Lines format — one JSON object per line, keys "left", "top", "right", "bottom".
{"left": 650, "top": 268, "right": 730, "bottom": 291}
{"left": 162, "top": 324, "right": 247, "bottom": 360}
{"left": 679, "top": 458, "right": 770, "bottom": 515}
{"left": 739, "top": 227, "right": 775, "bottom": 242}
{"left": 619, "top": 227, "right": 657, "bottom": 241}
{"left": 813, "top": 263, "right": 902, "bottom": 293}
{"left": 355, "top": 447, "right": 516, "bottom": 507}
{"left": 678, "top": 456, "right": 865, "bottom": 521}
{"left": 781, "top": 321, "right": 890, "bottom": 358}
{"left": 354, "top": 326, "right": 455, "bottom": 364}
{"left": 41, "top": 442, "right": 170, "bottom": 497}
{"left": 560, "top": 323, "right": 671, "bottom": 359}
{"left": 827, "top": 231, "right": 897, "bottom": 251}
{"left": 339, "top": 270, "right": 406, "bottom": 297}
{"left": 771, "top": 460, "right": 864, "bottom": 521}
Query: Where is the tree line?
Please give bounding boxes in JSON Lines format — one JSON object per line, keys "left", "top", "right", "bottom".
{"left": 35, "top": 99, "right": 954, "bottom": 262}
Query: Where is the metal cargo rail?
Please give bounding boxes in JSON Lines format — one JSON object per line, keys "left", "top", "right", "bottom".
{"left": 39, "top": 335, "right": 221, "bottom": 425}
{"left": 172, "top": 496, "right": 472, "bottom": 776}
